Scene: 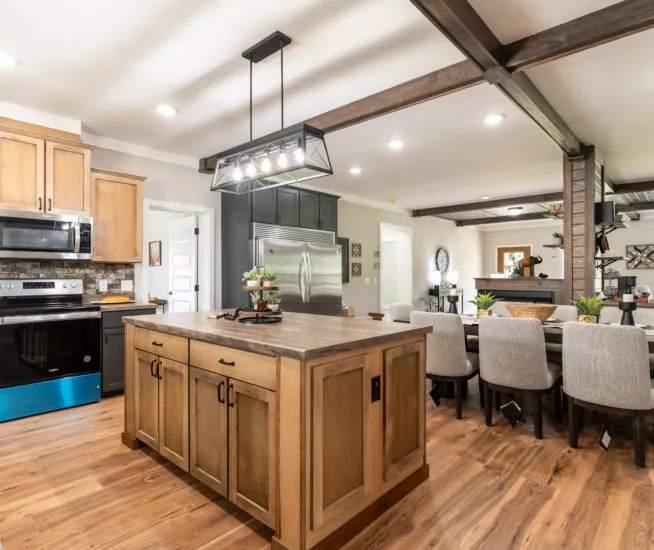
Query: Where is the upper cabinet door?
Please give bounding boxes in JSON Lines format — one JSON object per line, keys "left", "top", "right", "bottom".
{"left": 45, "top": 141, "right": 91, "bottom": 215}
{"left": 299, "top": 190, "right": 320, "bottom": 229}
{"left": 0, "top": 131, "right": 45, "bottom": 212}
{"left": 276, "top": 187, "right": 299, "bottom": 227}
{"left": 319, "top": 195, "right": 338, "bottom": 232}
{"left": 92, "top": 169, "right": 144, "bottom": 263}
{"left": 251, "top": 187, "right": 276, "bottom": 224}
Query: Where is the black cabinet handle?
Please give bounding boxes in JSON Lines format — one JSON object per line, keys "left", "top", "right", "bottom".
{"left": 217, "top": 380, "right": 226, "bottom": 404}
{"left": 218, "top": 359, "right": 235, "bottom": 367}
{"left": 150, "top": 359, "right": 157, "bottom": 378}
{"left": 38, "top": 198, "right": 42, "bottom": 210}
{"left": 104, "top": 332, "right": 108, "bottom": 344}
{"left": 48, "top": 198, "right": 52, "bottom": 211}
{"left": 227, "top": 383, "right": 234, "bottom": 407}
{"left": 151, "top": 341, "right": 164, "bottom": 347}
{"left": 156, "top": 361, "right": 162, "bottom": 380}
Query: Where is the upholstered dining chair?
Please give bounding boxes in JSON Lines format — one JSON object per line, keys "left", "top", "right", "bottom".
{"left": 546, "top": 305, "right": 578, "bottom": 358}
{"left": 479, "top": 316, "right": 563, "bottom": 439}
{"left": 410, "top": 311, "right": 481, "bottom": 419}
{"left": 563, "top": 322, "right": 654, "bottom": 468}
{"left": 389, "top": 302, "right": 414, "bottom": 323}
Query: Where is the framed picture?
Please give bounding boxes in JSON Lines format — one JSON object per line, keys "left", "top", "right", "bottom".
{"left": 626, "top": 244, "right": 654, "bottom": 269}
{"left": 352, "top": 242, "right": 362, "bottom": 258}
{"left": 149, "top": 241, "right": 162, "bottom": 266}
{"left": 338, "top": 237, "right": 350, "bottom": 283}
{"left": 352, "top": 262, "right": 362, "bottom": 277}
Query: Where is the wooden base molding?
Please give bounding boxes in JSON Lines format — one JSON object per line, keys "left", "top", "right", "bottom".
{"left": 121, "top": 431, "right": 143, "bottom": 450}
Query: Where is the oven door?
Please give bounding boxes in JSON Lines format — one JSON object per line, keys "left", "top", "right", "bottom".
{"left": 0, "top": 311, "right": 101, "bottom": 389}
{"left": 0, "top": 211, "right": 81, "bottom": 260}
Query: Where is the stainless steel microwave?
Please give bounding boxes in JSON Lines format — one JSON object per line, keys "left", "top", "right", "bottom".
{"left": 0, "top": 210, "right": 93, "bottom": 260}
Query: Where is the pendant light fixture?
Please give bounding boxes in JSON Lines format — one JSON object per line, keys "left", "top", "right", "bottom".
{"left": 210, "top": 31, "right": 333, "bottom": 195}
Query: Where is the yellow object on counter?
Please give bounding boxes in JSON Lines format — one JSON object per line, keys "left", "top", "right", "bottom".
{"left": 99, "top": 295, "right": 131, "bottom": 303}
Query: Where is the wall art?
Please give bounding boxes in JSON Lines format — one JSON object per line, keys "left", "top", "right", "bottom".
{"left": 149, "top": 241, "right": 162, "bottom": 266}
{"left": 351, "top": 242, "right": 362, "bottom": 258}
{"left": 626, "top": 244, "right": 654, "bottom": 269}
{"left": 351, "top": 262, "right": 362, "bottom": 277}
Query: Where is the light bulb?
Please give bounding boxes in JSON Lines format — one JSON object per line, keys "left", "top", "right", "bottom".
{"left": 389, "top": 140, "right": 404, "bottom": 150}
{"left": 293, "top": 148, "right": 305, "bottom": 163}
{"left": 246, "top": 162, "right": 257, "bottom": 177}
{"left": 484, "top": 113, "right": 505, "bottom": 127}
{"left": 261, "top": 158, "right": 272, "bottom": 172}
{"left": 349, "top": 167, "right": 362, "bottom": 175}
{"left": 277, "top": 154, "right": 288, "bottom": 168}
{"left": 232, "top": 166, "right": 243, "bottom": 181}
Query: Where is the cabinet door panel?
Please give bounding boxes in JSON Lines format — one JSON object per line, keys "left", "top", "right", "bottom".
{"left": 103, "top": 327, "right": 125, "bottom": 395}
{"left": 312, "top": 354, "right": 372, "bottom": 529}
{"left": 45, "top": 141, "right": 91, "bottom": 215}
{"left": 383, "top": 342, "right": 425, "bottom": 484}
{"left": 135, "top": 350, "right": 159, "bottom": 449}
{"left": 159, "top": 357, "right": 189, "bottom": 471}
{"left": 190, "top": 367, "right": 228, "bottom": 497}
{"left": 229, "top": 380, "right": 276, "bottom": 528}
{"left": 276, "top": 187, "right": 299, "bottom": 227}
{"left": 251, "top": 187, "right": 277, "bottom": 224}
{"left": 299, "top": 190, "right": 320, "bottom": 229}
{"left": 319, "top": 195, "right": 337, "bottom": 232}
{"left": 0, "top": 132, "right": 44, "bottom": 212}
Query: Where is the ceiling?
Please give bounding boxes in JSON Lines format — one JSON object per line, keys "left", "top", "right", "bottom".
{"left": 0, "top": 0, "right": 652, "bottom": 212}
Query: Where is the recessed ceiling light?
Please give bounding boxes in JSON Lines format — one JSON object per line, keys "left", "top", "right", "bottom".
{"left": 508, "top": 206, "right": 523, "bottom": 216}
{"left": 484, "top": 113, "right": 505, "bottom": 127}
{"left": 481, "top": 195, "right": 491, "bottom": 200}
{"left": 0, "top": 51, "right": 18, "bottom": 70}
{"left": 349, "top": 167, "right": 362, "bottom": 175}
{"left": 156, "top": 104, "right": 177, "bottom": 117}
{"left": 389, "top": 140, "right": 404, "bottom": 150}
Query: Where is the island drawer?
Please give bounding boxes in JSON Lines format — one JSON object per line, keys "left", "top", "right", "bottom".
{"left": 136, "top": 328, "right": 188, "bottom": 363}
{"left": 190, "top": 340, "right": 276, "bottom": 391}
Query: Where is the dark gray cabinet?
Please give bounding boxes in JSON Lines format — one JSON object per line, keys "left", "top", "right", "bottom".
{"left": 299, "top": 190, "right": 320, "bottom": 229}
{"left": 252, "top": 187, "right": 277, "bottom": 224}
{"left": 277, "top": 187, "right": 300, "bottom": 227}
{"left": 319, "top": 195, "right": 338, "bottom": 232}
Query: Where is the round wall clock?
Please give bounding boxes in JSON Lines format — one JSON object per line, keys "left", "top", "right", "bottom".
{"left": 435, "top": 247, "right": 450, "bottom": 274}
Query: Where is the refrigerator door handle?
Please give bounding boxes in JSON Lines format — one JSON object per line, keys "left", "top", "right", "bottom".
{"left": 299, "top": 252, "right": 308, "bottom": 302}
{"left": 305, "top": 251, "right": 312, "bottom": 301}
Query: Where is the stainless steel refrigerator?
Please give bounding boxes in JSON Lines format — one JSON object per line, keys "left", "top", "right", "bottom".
{"left": 257, "top": 236, "right": 342, "bottom": 316}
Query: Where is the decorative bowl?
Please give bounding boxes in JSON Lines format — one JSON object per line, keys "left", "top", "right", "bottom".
{"left": 505, "top": 303, "right": 557, "bottom": 324}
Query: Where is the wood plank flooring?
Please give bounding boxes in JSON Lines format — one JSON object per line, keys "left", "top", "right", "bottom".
{"left": 1, "top": 386, "right": 652, "bottom": 549}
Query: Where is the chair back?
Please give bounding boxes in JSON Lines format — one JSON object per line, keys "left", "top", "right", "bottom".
{"left": 563, "top": 322, "right": 652, "bottom": 410}
{"left": 599, "top": 306, "right": 622, "bottom": 324}
{"left": 410, "top": 311, "right": 468, "bottom": 377}
{"left": 389, "top": 303, "right": 413, "bottom": 322}
{"left": 479, "top": 316, "right": 550, "bottom": 390}
{"left": 553, "top": 305, "right": 578, "bottom": 322}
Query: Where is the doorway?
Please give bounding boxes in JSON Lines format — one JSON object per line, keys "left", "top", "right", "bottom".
{"left": 497, "top": 245, "right": 531, "bottom": 276}
{"left": 137, "top": 199, "right": 214, "bottom": 312}
{"left": 380, "top": 223, "right": 413, "bottom": 314}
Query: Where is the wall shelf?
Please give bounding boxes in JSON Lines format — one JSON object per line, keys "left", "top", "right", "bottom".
{"left": 595, "top": 257, "right": 624, "bottom": 269}
{"left": 543, "top": 244, "right": 564, "bottom": 250}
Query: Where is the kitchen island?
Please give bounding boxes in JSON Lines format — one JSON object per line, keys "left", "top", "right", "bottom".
{"left": 122, "top": 311, "right": 431, "bottom": 550}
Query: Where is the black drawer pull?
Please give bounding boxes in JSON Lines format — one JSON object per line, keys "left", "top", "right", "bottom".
{"left": 227, "top": 383, "right": 235, "bottom": 407}
{"left": 217, "top": 380, "right": 226, "bottom": 404}
{"left": 156, "top": 361, "right": 162, "bottom": 380}
{"left": 151, "top": 341, "right": 164, "bottom": 347}
{"left": 150, "top": 359, "right": 157, "bottom": 378}
{"left": 218, "top": 359, "right": 235, "bottom": 367}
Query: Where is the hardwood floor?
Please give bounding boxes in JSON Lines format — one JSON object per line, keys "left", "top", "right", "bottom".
{"left": 1, "top": 386, "right": 652, "bottom": 549}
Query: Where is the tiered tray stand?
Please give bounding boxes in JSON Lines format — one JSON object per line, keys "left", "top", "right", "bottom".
{"left": 241, "top": 285, "right": 282, "bottom": 324}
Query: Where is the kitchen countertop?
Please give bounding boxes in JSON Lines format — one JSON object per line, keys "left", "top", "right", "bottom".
{"left": 123, "top": 311, "right": 431, "bottom": 360}
{"left": 97, "top": 302, "right": 158, "bottom": 312}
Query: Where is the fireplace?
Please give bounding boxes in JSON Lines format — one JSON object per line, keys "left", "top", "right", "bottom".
{"left": 488, "top": 289, "right": 555, "bottom": 304}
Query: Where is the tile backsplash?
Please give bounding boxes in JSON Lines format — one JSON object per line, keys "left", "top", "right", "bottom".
{"left": 0, "top": 261, "right": 134, "bottom": 295}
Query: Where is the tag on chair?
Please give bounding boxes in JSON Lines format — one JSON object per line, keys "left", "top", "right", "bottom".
{"left": 598, "top": 424, "right": 611, "bottom": 451}
{"left": 429, "top": 384, "right": 442, "bottom": 407}
{"left": 501, "top": 401, "right": 527, "bottom": 428}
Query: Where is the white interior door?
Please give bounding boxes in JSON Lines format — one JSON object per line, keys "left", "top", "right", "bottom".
{"left": 169, "top": 215, "right": 198, "bottom": 313}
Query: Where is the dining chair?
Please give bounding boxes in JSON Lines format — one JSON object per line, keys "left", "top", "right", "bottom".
{"left": 410, "top": 311, "right": 482, "bottom": 419}
{"left": 546, "top": 305, "right": 578, "bottom": 359}
{"left": 563, "top": 322, "right": 654, "bottom": 468}
{"left": 389, "top": 302, "right": 414, "bottom": 323}
{"left": 479, "top": 316, "right": 563, "bottom": 438}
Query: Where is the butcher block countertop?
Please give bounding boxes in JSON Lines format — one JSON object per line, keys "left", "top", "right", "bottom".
{"left": 123, "top": 311, "right": 431, "bottom": 360}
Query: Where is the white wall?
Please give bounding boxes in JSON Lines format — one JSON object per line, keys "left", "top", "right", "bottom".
{"left": 480, "top": 223, "right": 564, "bottom": 278}
{"left": 338, "top": 201, "right": 482, "bottom": 315}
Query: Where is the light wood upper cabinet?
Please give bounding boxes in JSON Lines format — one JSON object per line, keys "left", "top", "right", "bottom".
{"left": 0, "top": 131, "right": 44, "bottom": 212}
{"left": 311, "top": 354, "right": 372, "bottom": 529}
{"left": 229, "top": 380, "right": 276, "bottom": 528}
{"left": 45, "top": 141, "right": 91, "bottom": 215}
{"left": 92, "top": 169, "right": 144, "bottom": 263}
{"left": 158, "top": 357, "right": 189, "bottom": 471}
{"left": 135, "top": 350, "right": 159, "bottom": 450}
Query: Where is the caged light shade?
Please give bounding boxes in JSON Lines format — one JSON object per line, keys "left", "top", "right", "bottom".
{"left": 210, "top": 123, "right": 332, "bottom": 195}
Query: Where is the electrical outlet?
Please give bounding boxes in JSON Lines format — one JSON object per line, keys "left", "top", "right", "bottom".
{"left": 121, "top": 279, "right": 134, "bottom": 292}
{"left": 98, "top": 279, "right": 108, "bottom": 292}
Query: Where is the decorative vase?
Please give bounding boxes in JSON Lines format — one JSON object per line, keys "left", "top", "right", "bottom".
{"left": 257, "top": 300, "right": 268, "bottom": 310}
{"left": 553, "top": 237, "right": 563, "bottom": 246}
{"left": 246, "top": 280, "right": 259, "bottom": 287}
{"left": 578, "top": 314, "right": 597, "bottom": 323}
{"left": 269, "top": 303, "right": 279, "bottom": 311}
{"left": 477, "top": 309, "right": 491, "bottom": 320}
{"left": 263, "top": 280, "right": 275, "bottom": 288}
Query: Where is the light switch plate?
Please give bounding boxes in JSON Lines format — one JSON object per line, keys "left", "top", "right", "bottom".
{"left": 121, "top": 279, "right": 134, "bottom": 292}
{"left": 98, "top": 279, "right": 108, "bottom": 292}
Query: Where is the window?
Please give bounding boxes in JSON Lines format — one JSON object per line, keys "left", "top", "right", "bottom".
{"left": 497, "top": 246, "right": 531, "bottom": 276}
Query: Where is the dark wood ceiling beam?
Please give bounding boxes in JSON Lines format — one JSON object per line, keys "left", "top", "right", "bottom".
{"left": 412, "top": 191, "right": 562, "bottom": 217}
{"left": 455, "top": 212, "right": 549, "bottom": 227}
{"left": 504, "top": 0, "right": 654, "bottom": 72}
{"left": 616, "top": 202, "right": 654, "bottom": 213}
{"left": 612, "top": 180, "right": 654, "bottom": 194}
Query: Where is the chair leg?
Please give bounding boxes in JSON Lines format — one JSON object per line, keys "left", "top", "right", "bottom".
{"left": 554, "top": 379, "right": 563, "bottom": 423}
{"left": 534, "top": 392, "right": 543, "bottom": 439}
{"left": 495, "top": 390, "right": 502, "bottom": 411}
{"left": 633, "top": 412, "right": 646, "bottom": 468}
{"left": 485, "top": 383, "right": 493, "bottom": 427}
{"left": 479, "top": 377, "right": 485, "bottom": 409}
{"left": 455, "top": 380, "right": 463, "bottom": 420}
{"left": 569, "top": 399, "right": 579, "bottom": 449}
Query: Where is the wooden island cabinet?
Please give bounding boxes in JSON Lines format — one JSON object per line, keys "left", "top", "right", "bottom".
{"left": 122, "top": 312, "right": 430, "bottom": 550}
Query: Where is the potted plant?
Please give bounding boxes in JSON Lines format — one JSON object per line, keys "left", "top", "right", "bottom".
{"left": 468, "top": 291, "right": 501, "bottom": 319}
{"left": 571, "top": 295, "right": 604, "bottom": 323}
{"left": 242, "top": 266, "right": 264, "bottom": 287}
{"left": 263, "top": 266, "right": 278, "bottom": 288}
{"left": 552, "top": 232, "right": 563, "bottom": 246}
{"left": 266, "top": 292, "right": 281, "bottom": 311}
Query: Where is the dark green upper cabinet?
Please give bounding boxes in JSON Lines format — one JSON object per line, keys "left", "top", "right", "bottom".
{"left": 251, "top": 187, "right": 277, "bottom": 224}
{"left": 319, "top": 195, "right": 338, "bottom": 232}
{"left": 299, "top": 190, "right": 320, "bottom": 229}
{"left": 277, "top": 187, "right": 300, "bottom": 227}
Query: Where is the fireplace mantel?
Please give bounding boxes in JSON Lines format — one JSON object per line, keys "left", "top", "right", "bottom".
{"left": 475, "top": 278, "right": 565, "bottom": 305}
